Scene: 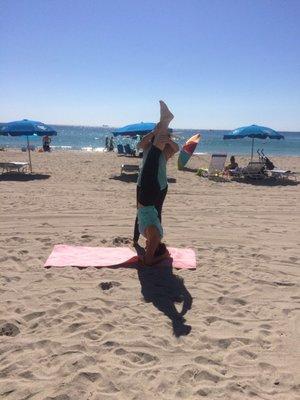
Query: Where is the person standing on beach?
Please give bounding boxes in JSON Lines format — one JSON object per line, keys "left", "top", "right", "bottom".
{"left": 105, "top": 136, "right": 109, "bottom": 151}
{"left": 42, "top": 135, "right": 51, "bottom": 152}
{"left": 133, "top": 101, "right": 179, "bottom": 245}
{"left": 109, "top": 136, "right": 114, "bottom": 151}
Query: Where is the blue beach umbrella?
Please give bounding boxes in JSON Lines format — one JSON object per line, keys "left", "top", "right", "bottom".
{"left": 0, "top": 119, "right": 57, "bottom": 172}
{"left": 223, "top": 124, "right": 284, "bottom": 160}
{"left": 112, "top": 122, "right": 173, "bottom": 137}
{"left": 112, "top": 122, "right": 157, "bottom": 137}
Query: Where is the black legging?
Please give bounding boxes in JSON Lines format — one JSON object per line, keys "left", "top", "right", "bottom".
{"left": 134, "top": 144, "right": 168, "bottom": 241}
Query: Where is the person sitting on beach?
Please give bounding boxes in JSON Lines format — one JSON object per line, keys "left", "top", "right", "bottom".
{"left": 137, "top": 101, "right": 174, "bottom": 265}
{"left": 224, "top": 156, "right": 238, "bottom": 174}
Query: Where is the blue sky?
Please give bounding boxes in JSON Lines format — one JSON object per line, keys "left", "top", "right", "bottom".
{"left": 1, "top": 0, "right": 300, "bottom": 130}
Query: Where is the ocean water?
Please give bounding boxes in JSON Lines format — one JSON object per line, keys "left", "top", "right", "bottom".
{"left": 1, "top": 124, "right": 300, "bottom": 157}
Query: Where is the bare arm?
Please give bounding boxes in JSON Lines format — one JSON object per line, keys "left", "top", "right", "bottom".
{"left": 163, "top": 138, "right": 179, "bottom": 160}
{"left": 137, "top": 131, "right": 155, "bottom": 151}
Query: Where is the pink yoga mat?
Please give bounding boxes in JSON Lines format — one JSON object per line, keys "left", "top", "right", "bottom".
{"left": 44, "top": 245, "right": 196, "bottom": 270}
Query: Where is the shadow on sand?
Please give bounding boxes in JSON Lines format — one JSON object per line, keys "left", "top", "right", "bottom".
{"left": 109, "top": 173, "right": 139, "bottom": 183}
{"left": 232, "top": 177, "right": 299, "bottom": 187}
{"left": 180, "top": 167, "right": 199, "bottom": 173}
{"left": 110, "top": 174, "right": 176, "bottom": 184}
{"left": 0, "top": 173, "right": 51, "bottom": 182}
{"left": 135, "top": 245, "right": 192, "bottom": 337}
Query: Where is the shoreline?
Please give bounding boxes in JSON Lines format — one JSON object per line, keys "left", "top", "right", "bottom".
{"left": 2, "top": 147, "right": 300, "bottom": 158}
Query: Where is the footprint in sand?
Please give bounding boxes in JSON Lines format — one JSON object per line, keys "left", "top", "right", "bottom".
{"left": 11, "top": 236, "right": 26, "bottom": 243}
{"left": 77, "top": 371, "right": 101, "bottom": 382}
{"left": 0, "top": 322, "right": 20, "bottom": 337}
{"left": 274, "top": 281, "right": 295, "bottom": 287}
{"left": 194, "top": 355, "right": 221, "bottom": 366}
{"left": 18, "top": 249, "right": 29, "bottom": 255}
{"left": 41, "top": 222, "right": 54, "bottom": 228}
{"left": 179, "top": 368, "right": 221, "bottom": 384}
{"left": 81, "top": 234, "right": 94, "bottom": 240}
{"left": 23, "top": 311, "right": 46, "bottom": 321}
{"left": 217, "top": 296, "right": 247, "bottom": 306}
{"left": 112, "top": 236, "right": 131, "bottom": 245}
{"left": 238, "top": 349, "right": 258, "bottom": 360}
{"left": 289, "top": 256, "right": 298, "bottom": 263}
{"left": 260, "top": 324, "right": 272, "bottom": 330}
{"left": 99, "top": 281, "right": 121, "bottom": 291}
{"left": 84, "top": 330, "right": 103, "bottom": 340}
{"left": 115, "top": 348, "right": 158, "bottom": 365}
{"left": 66, "top": 322, "right": 87, "bottom": 333}
{"left": 218, "top": 339, "right": 232, "bottom": 349}
{"left": 36, "top": 237, "right": 52, "bottom": 244}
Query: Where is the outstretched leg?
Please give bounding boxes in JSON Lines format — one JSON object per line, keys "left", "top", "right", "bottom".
{"left": 159, "top": 100, "right": 174, "bottom": 127}
{"left": 138, "top": 100, "right": 173, "bottom": 206}
{"left": 138, "top": 142, "right": 163, "bottom": 206}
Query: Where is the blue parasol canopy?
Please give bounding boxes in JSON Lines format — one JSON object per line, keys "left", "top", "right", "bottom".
{"left": 112, "top": 122, "right": 173, "bottom": 137}
{"left": 0, "top": 119, "right": 57, "bottom": 172}
{"left": 223, "top": 124, "right": 284, "bottom": 140}
{"left": 223, "top": 124, "right": 284, "bottom": 160}
{"left": 112, "top": 122, "right": 156, "bottom": 137}
{"left": 0, "top": 119, "right": 57, "bottom": 137}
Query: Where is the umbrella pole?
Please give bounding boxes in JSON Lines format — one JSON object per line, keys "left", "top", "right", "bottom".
{"left": 27, "top": 135, "right": 32, "bottom": 173}
{"left": 250, "top": 138, "right": 254, "bottom": 161}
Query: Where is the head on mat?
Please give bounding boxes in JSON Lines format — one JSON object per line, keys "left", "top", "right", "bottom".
{"left": 137, "top": 204, "right": 168, "bottom": 265}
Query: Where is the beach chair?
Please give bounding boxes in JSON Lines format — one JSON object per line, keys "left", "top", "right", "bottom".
{"left": 120, "top": 164, "right": 139, "bottom": 175}
{"left": 268, "top": 168, "right": 298, "bottom": 181}
{"left": 242, "top": 161, "right": 267, "bottom": 180}
{"left": 117, "top": 144, "right": 125, "bottom": 155}
{"left": 207, "top": 154, "right": 227, "bottom": 176}
{"left": 0, "top": 162, "right": 29, "bottom": 173}
{"left": 197, "top": 154, "right": 227, "bottom": 178}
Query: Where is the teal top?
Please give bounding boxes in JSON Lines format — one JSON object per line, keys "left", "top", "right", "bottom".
{"left": 137, "top": 146, "right": 167, "bottom": 190}
{"left": 137, "top": 206, "right": 163, "bottom": 238}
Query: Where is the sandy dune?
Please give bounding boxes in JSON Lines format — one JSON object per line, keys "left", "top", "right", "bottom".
{"left": 0, "top": 150, "right": 300, "bottom": 400}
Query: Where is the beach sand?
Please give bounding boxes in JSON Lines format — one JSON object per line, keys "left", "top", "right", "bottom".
{"left": 0, "top": 150, "right": 300, "bottom": 400}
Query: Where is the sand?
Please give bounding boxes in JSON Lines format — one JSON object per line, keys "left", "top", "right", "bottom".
{"left": 0, "top": 150, "right": 300, "bottom": 400}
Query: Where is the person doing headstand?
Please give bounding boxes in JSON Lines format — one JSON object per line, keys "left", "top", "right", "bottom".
{"left": 137, "top": 101, "right": 174, "bottom": 266}
{"left": 133, "top": 108, "right": 179, "bottom": 244}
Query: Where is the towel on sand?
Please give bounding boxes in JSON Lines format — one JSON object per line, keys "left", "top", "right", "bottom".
{"left": 44, "top": 245, "right": 196, "bottom": 270}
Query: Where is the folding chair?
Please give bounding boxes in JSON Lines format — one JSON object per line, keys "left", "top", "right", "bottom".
{"left": 120, "top": 164, "right": 139, "bottom": 175}
{"left": 207, "top": 154, "right": 227, "bottom": 176}
{"left": 0, "top": 162, "right": 29, "bottom": 173}
{"left": 197, "top": 154, "right": 227, "bottom": 178}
